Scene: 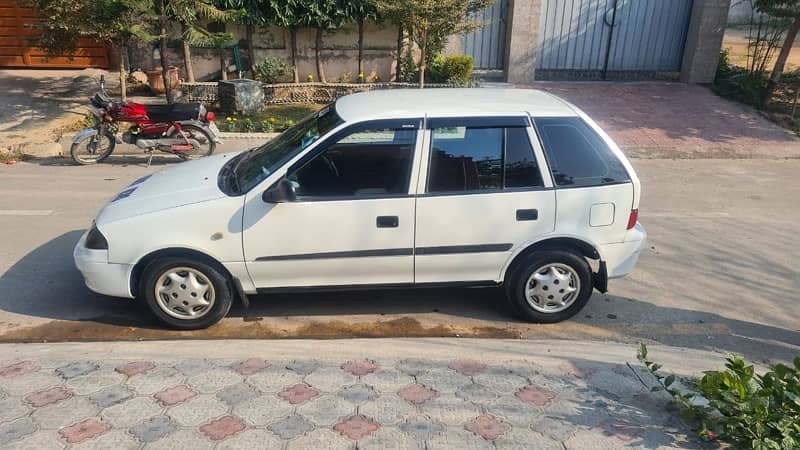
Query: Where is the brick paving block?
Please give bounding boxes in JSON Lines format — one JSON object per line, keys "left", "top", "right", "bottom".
{"left": 70, "top": 429, "right": 139, "bottom": 450}
{"left": 359, "top": 395, "right": 417, "bottom": 426}
{"left": 515, "top": 386, "right": 556, "bottom": 407}
{"left": 115, "top": 361, "right": 155, "bottom": 377}
{"left": 101, "top": 396, "right": 162, "bottom": 428}
{"left": 465, "top": 415, "right": 510, "bottom": 440}
{"left": 598, "top": 420, "right": 645, "bottom": 442}
{"left": 187, "top": 368, "right": 243, "bottom": 394}
{"left": 587, "top": 370, "right": 646, "bottom": 397}
{"left": 173, "top": 360, "right": 214, "bottom": 376}
{"left": 56, "top": 362, "right": 98, "bottom": 380}
{"left": 426, "top": 428, "right": 494, "bottom": 450}
{"left": 334, "top": 415, "right": 380, "bottom": 440}
{"left": 247, "top": 367, "right": 303, "bottom": 393}
{"left": 531, "top": 416, "right": 578, "bottom": 441}
{"left": 31, "top": 396, "right": 99, "bottom": 430}
{"left": 199, "top": 415, "right": 246, "bottom": 441}
{"left": 416, "top": 369, "right": 471, "bottom": 395}
{"left": 356, "top": 426, "right": 422, "bottom": 450}
{"left": 0, "top": 397, "right": 31, "bottom": 424}
{"left": 558, "top": 361, "right": 595, "bottom": 380}
{"left": 486, "top": 395, "right": 541, "bottom": 427}
{"left": 154, "top": 385, "right": 196, "bottom": 406}
{"left": 126, "top": 367, "right": 185, "bottom": 396}
{"left": 473, "top": 369, "right": 528, "bottom": 395}
{"left": 25, "top": 386, "right": 72, "bottom": 407}
{"left": 0, "top": 361, "right": 38, "bottom": 379}
{"left": 455, "top": 383, "right": 499, "bottom": 404}
{"left": 0, "top": 417, "right": 36, "bottom": 445}
{"left": 341, "top": 360, "right": 378, "bottom": 376}
{"left": 285, "top": 428, "right": 354, "bottom": 450}
{"left": 361, "top": 369, "right": 414, "bottom": 393}
{"left": 449, "top": 360, "right": 487, "bottom": 377}
{"left": 267, "top": 414, "right": 313, "bottom": 440}
{"left": 564, "top": 428, "right": 629, "bottom": 450}
{"left": 230, "top": 358, "right": 267, "bottom": 376}
{"left": 66, "top": 370, "right": 126, "bottom": 395}
{"left": 233, "top": 395, "right": 293, "bottom": 427}
{"left": 145, "top": 429, "right": 214, "bottom": 450}
{"left": 422, "top": 395, "right": 481, "bottom": 426}
{"left": 286, "top": 360, "right": 321, "bottom": 375}
{"left": 492, "top": 427, "right": 563, "bottom": 450}
{"left": 59, "top": 418, "right": 109, "bottom": 444}
{"left": 398, "top": 416, "right": 445, "bottom": 441}
{"left": 128, "top": 416, "right": 177, "bottom": 443}
{"left": 305, "top": 366, "right": 357, "bottom": 392}
{"left": 396, "top": 359, "right": 442, "bottom": 377}
{"left": 297, "top": 395, "right": 354, "bottom": 427}
{"left": 278, "top": 383, "right": 319, "bottom": 405}
{"left": 216, "top": 383, "right": 259, "bottom": 406}
{"left": 216, "top": 429, "right": 283, "bottom": 450}
{"left": 1, "top": 372, "right": 63, "bottom": 396}
{"left": 397, "top": 384, "right": 437, "bottom": 405}
{"left": 168, "top": 395, "right": 228, "bottom": 427}
{"left": 337, "top": 383, "right": 377, "bottom": 404}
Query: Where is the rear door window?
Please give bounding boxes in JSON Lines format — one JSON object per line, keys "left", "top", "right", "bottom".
{"left": 535, "top": 117, "right": 630, "bottom": 188}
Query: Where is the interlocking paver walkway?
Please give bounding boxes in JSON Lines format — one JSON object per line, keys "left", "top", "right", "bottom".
{"left": 0, "top": 356, "right": 700, "bottom": 449}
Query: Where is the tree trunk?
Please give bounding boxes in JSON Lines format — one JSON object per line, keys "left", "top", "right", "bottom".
{"left": 418, "top": 28, "right": 427, "bottom": 88}
{"left": 158, "top": 0, "right": 174, "bottom": 104}
{"left": 315, "top": 27, "right": 326, "bottom": 83}
{"left": 246, "top": 24, "right": 257, "bottom": 79}
{"left": 118, "top": 44, "right": 127, "bottom": 102}
{"left": 764, "top": 17, "right": 800, "bottom": 107}
{"left": 181, "top": 25, "right": 195, "bottom": 82}
{"left": 395, "top": 25, "right": 403, "bottom": 82}
{"left": 219, "top": 49, "right": 228, "bottom": 80}
{"left": 357, "top": 19, "right": 364, "bottom": 79}
{"left": 290, "top": 28, "right": 299, "bottom": 83}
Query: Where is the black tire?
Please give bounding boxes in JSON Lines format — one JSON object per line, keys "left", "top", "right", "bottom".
{"left": 139, "top": 256, "right": 232, "bottom": 330}
{"left": 70, "top": 131, "right": 116, "bottom": 165}
{"left": 505, "top": 250, "right": 593, "bottom": 323}
{"left": 180, "top": 125, "right": 215, "bottom": 158}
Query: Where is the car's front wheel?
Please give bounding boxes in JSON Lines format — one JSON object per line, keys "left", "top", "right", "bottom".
{"left": 506, "top": 250, "right": 593, "bottom": 323}
{"left": 139, "top": 257, "right": 232, "bottom": 329}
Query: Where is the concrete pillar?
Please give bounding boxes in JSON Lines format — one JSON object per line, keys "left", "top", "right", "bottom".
{"left": 680, "top": 0, "right": 731, "bottom": 83}
{"left": 505, "top": 0, "right": 541, "bottom": 83}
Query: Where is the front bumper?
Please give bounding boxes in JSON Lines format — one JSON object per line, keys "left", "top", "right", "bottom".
{"left": 73, "top": 231, "right": 134, "bottom": 299}
{"left": 599, "top": 223, "right": 648, "bottom": 279}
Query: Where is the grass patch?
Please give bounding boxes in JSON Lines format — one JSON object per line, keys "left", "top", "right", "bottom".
{"left": 217, "top": 103, "right": 324, "bottom": 133}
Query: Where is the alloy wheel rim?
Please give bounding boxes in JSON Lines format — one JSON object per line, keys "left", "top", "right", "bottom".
{"left": 524, "top": 263, "right": 580, "bottom": 313}
{"left": 154, "top": 267, "right": 216, "bottom": 320}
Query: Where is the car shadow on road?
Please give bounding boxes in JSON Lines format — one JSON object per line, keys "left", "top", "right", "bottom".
{"left": 1, "top": 230, "right": 798, "bottom": 364}
{"left": 30, "top": 154, "right": 187, "bottom": 167}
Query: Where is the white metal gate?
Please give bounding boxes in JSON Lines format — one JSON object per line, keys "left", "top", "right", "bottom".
{"left": 464, "top": 0, "right": 509, "bottom": 70}
{"left": 536, "top": 0, "right": 694, "bottom": 80}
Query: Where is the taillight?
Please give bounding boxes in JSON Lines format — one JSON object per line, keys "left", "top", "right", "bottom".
{"left": 626, "top": 209, "right": 639, "bottom": 230}
{"left": 206, "top": 111, "right": 216, "bottom": 122}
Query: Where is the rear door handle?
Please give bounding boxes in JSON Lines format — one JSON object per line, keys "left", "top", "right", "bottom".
{"left": 376, "top": 216, "right": 399, "bottom": 228}
{"left": 516, "top": 209, "right": 538, "bottom": 221}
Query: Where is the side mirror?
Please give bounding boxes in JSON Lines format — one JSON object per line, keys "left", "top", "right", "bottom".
{"left": 262, "top": 179, "right": 297, "bottom": 203}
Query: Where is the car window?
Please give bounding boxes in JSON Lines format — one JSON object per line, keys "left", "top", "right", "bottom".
{"left": 535, "top": 117, "right": 630, "bottom": 188}
{"left": 427, "top": 125, "right": 542, "bottom": 193}
{"left": 289, "top": 127, "right": 416, "bottom": 198}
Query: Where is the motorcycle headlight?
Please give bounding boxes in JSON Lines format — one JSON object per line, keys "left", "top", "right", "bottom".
{"left": 85, "top": 222, "right": 109, "bottom": 250}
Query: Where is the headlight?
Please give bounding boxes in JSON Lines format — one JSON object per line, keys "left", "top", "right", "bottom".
{"left": 85, "top": 222, "right": 109, "bottom": 250}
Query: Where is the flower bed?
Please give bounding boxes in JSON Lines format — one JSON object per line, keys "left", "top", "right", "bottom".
{"left": 217, "top": 104, "right": 323, "bottom": 133}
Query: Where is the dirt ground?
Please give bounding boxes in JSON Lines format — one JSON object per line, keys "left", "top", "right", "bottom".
{"left": 723, "top": 27, "right": 800, "bottom": 72}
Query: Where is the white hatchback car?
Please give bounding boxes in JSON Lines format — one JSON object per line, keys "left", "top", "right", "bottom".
{"left": 75, "top": 88, "right": 646, "bottom": 329}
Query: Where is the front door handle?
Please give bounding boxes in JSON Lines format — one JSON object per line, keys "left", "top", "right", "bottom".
{"left": 516, "top": 209, "right": 538, "bottom": 221}
{"left": 376, "top": 216, "right": 399, "bottom": 228}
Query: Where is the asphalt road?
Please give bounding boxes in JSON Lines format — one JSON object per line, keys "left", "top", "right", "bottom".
{"left": 1, "top": 147, "right": 798, "bottom": 364}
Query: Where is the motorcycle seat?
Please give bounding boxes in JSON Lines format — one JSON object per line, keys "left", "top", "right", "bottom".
{"left": 146, "top": 103, "right": 202, "bottom": 123}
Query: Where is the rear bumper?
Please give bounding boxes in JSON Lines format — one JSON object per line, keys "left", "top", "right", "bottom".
{"left": 599, "top": 223, "right": 647, "bottom": 279}
{"left": 73, "top": 231, "right": 134, "bottom": 299}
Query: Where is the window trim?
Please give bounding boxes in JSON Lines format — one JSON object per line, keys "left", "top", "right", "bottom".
{"left": 531, "top": 116, "right": 632, "bottom": 190}
{"left": 283, "top": 118, "right": 423, "bottom": 202}
{"left": 423, "top": 117, "right": 544, "bottom": 195}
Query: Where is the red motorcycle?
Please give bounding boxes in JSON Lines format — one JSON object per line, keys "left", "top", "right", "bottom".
{"left": 71, "top": 76, "right": 221, "bottom": 166}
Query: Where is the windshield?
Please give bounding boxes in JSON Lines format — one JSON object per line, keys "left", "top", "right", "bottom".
{"left": 229, "top": 105, "right": 343, "bottom": 194}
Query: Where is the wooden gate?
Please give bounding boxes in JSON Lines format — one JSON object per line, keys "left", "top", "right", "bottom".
{"left": 0, "top": 0, "right": 109, "bottom": 68}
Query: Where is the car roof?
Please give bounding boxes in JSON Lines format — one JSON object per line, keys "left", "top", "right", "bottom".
{"left": 334, "top": 88, "right": 578, "bottom": 122}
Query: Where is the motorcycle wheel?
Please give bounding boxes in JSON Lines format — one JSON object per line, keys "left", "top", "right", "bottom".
{"left": 180, "top": 125, "right": 215, "bottom": 158}
{"left": 71, "top": 131, "right": 116, "bottom": 165}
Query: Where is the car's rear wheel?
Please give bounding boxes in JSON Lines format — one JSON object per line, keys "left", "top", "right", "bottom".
{"left": 506, "top": 250, "right": 593, "bottom": 323}
{"left": 139, "top": 257, "right": 232, "bottom": 329}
